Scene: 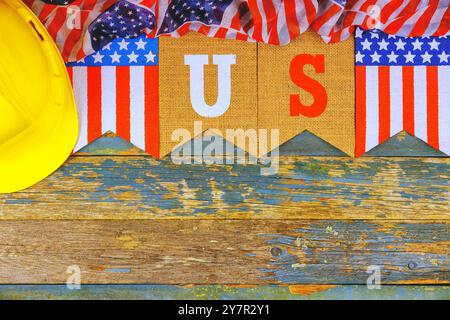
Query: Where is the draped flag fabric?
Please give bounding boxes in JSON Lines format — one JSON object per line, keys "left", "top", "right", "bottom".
{"left": 355, "top": 28, "right": 450, "bottom": 156}
{"left": 66, "top": 35, "right": 160, "bottom": 157}
{"left": 25, "top": 0, "right": 450, "bottom": 62}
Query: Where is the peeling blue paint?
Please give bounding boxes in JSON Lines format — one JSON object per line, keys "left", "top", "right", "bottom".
{"left": 2, "top": 155, "right": 448, "bottom": 218}
{"left": 258, "top": 222, "right": 449, "bottom": 284}
{"left": 0, "top": 284, "right": 448, "bottom": 300}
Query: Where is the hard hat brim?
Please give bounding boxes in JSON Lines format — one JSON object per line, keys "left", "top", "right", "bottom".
{"left": 0, "top": 0, "right": 78, "bottom": 193}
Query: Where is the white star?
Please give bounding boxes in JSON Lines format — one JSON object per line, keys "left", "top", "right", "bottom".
{"left": 370, "top": 51, "right": 382, "bottom": 63}
{"left": 361, "top": 38, "right": 372, "bottom": 51}
{"left": 118, "top": 39, "right": 129, "bottom": 50}
{"left": 412, "top": 38, "right": 423, "bottom": 51}
{"left": 355, "top": 51, "right": 365, "bottom": 63}
{"left": 421, "top": 51, "right": 433, "bottom": 64}
{"left": 144, "top": 50, "right": 156, "bottom": 63}
{"left": 92, "top": 51, "right": 104, "bottom": 63}
{"left": 370, "top": 32, "right": 380, "bottom": 39}
{"left": 127, "top": 51, "right": 139, "bottom": 63}
{"left": 438, "top": 51, "right": 450, "bottom": 63}
{"left": 135, "top": 38, "right": 147, "bottom": 50}
{"left": 102, "top": 42, "right": 112, "bottom": 51}
{"left": 428, "top": 39, "right": 440, "bottom": 51}
{"left": 404, "top": 51, "right": 415, "bottom": 63}
{"left": 378, "top": 38, "right": 390, "bottom": 50}
{"left": 355, "top": 28, "right": 364, "bottom": 38}
{"left": 387, "top": 51, "right": 399, "bottom": 63}
{"left": 110, "top": 51, "right": 121, "bottom": 63}
{"left": 395, "top": 38, "right": 406, "bottom": 50}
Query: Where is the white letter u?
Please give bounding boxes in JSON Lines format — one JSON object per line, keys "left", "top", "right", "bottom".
{"left": 184, "top": 54, "right": 236, "bottom": 118}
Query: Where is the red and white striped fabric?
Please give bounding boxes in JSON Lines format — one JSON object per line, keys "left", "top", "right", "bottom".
{"left": 356, "top": 65, "right": 450, "bottom": 155}
{"left": 25, "top": 0, "right": 450, "bottom": 63}
{"left": 355, "top": 29, "right": 450, "bottom": 156}
{"left": 66, "top": 36, "right": 160, "bottom": 157}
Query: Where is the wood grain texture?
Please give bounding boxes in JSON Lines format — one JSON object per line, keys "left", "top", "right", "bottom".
{"left": 0, "top": 156, "right": 448, "bottom": 220}
{"left": 0, "top": 220, "right": 447, "bottom": 284}
{"left": 1, "top": 136, "right": 448, "bottom": 294}
{"left": 0, "top": 285, "right": 448, "bottom": 300}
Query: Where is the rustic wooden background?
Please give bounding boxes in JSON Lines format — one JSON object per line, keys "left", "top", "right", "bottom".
{"left": 0, "top": 131, "right": 448, "bottom": 299}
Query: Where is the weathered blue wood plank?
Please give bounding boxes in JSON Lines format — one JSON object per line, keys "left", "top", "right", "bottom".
{"left": 0, "top": 285, "right": 448, "bottom": 300}
{"left": 365, "top": 132, "right": 446, "bottom": 157}
{"left": 276, "top": 131, "right": 347, "bottom": 156}
{"left": 0, "top": 156, "right": 448, "bottom": 219}
{"left": 259, "top": 221, "right": 449, "bottom": 284}
{"left": 76, "top": 133, "right": 147, "bottom": 155}
{"left": 0, "top": 220, "right": 447, "bottom": 284}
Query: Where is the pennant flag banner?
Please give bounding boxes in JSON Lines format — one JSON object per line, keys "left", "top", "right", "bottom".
{"left": 25, "top": 1, "right": 450, "bottom": 158}
{"left": 159, "top": 33, "right": 258, "bottom": 157}
{"left": 66, "top": 36, "right": 160, "bottom": 157}
{"left": 258, "top": 30, "right": 355, "bottom": 156}
{"left": 355, "top": 28, "right": 450, "bottom": 156}
{"left": 25, "top": 0, "right": 450, "bottom": 62}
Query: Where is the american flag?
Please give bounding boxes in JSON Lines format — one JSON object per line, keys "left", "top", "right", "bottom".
{"left": 25, "top": 0, "right": 450, "bottom": 62}
{"left": 66, "top": 35, "right": 160, "bottom": 157}
{"left": 355, "top": 28, "right": 449, "bottom": 156}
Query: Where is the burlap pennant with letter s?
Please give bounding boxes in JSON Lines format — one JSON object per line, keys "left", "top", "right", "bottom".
{"left": 258, "top": 31, "right": 355, "bottom": 156}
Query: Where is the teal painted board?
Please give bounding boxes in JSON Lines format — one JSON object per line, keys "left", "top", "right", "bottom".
{"left": 172, "top": 132, "right": 249, "bottom": 156}
{"left": 76, "top": 133, "right": 147, "bottom": 155}
{"left": 1, "top": 156, "right": 449, "bottom": 220}
{"left": 365, "top": 132, "right": 446, "bottom": 157}
{"left": 0, "top": 285, "right": 448, "bottom": 300}
{"left": 276, "top": 131, "right": 347, "bottom": 156}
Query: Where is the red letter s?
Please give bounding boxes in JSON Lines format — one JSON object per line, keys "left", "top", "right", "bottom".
{"left": 290, "top": 54, "right": 327, "bottom": 118}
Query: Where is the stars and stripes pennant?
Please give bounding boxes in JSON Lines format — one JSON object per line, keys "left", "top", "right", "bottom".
{"left": 66, "top": 35, "right": 160, "bottom": 157}
{"left": 355, "top": 28, "right": 450, "bottom": 156}
{"left": 25, "top": 0, "right": 450, "bottom": 63}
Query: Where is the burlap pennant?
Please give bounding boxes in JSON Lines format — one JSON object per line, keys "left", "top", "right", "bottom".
{"left": 159, "top": 33, "right": 258, "bottom": 157}
{"left": 258, "top": 31, "right": 355, "bottom": 156}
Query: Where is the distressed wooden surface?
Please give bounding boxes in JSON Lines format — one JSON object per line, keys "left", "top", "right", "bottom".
{"left": 0, "top": 220, "right": 447, "bottom": 284}
{"left": 0, "top": 285, "right": 448, "bottom": 300}
{"left": 0, "top": 135, "right": 448, "bottom": 299}
{"left": 0, "top": 156, "right": 449, "bottom": 220}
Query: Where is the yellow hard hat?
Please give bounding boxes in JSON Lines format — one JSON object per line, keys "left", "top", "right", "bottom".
{"left": 0, "top": 0, "right": 78, "bottom": 193}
